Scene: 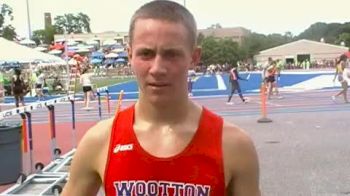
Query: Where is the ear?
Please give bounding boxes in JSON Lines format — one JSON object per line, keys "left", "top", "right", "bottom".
{"left": 190, "top": 46, "right": 201, "bottom": 69}
{"left": 127, "top": 45, "right": 132, "bottom": 60}
{"left": 127, "top": 45, "right": 136, "bottom": 72}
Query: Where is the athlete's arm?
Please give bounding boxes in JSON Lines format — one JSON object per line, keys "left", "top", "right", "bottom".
{"left": 61, "top": 119, "right": 113, "bottom": 196}
{"left": 223, "top": 122, "right": 261, "bottom": 196}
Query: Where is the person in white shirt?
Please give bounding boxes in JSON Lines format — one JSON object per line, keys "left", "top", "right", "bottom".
{"left": 35, "top": 72, "right": 45, "bottom": 101}
{"left": 187, "top": 68, "right": 196, "bottom": 96}
{"left": 341, "top": 62, "right": 350, "bottom": 103}
{"left": 80, "top": 68, "right": 94, "bottom": 108}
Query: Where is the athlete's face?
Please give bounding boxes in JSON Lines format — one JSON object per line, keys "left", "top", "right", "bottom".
{"left": 128, "top": 19, "right": 201, "bottom": 104}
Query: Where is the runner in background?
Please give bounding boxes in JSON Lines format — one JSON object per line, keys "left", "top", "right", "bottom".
{"left": 80, "top": 67, "right": 94, "bottom": 109}
{"left": 274, "top": 59, "right": 283, "bottom": 98}
{"left": 226, "top": 64, "right": 247, "bottom": 105}
{"left": 265, "top": 60, "right": 280, "bottom": 100}
{"left": 332, "top": 54, "right": 349, "bottom": 103}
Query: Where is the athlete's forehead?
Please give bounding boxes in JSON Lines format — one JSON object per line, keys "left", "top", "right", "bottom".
{"left": 131, "top": 19, "right": 193, "bottom": 52}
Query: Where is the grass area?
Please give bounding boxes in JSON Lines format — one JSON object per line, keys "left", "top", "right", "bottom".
{"left": 74, "top": 76, "right": 135, "bottom": 93}
{"left": 48, "top": 76, "right": 135, "bottom": 94}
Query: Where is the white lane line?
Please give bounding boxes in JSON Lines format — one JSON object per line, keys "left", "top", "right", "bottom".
{"left": 216, "top": 75, "right": 227, "bottom": 90}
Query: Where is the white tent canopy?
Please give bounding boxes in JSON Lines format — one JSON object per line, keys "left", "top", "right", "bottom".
{"left": 105, "top": 53, "right": 119, "bottom": 58}
{"left": 19, "top": 39, "right": 36, "bottom": 45}
{"left": 34, "top": 46, "right": 48, "bottom": 52}
{"left": 0, "top": 37, "right": 65, "bottom": 64}
{"left": 48, "top": 49, "right": 63, "bottom": 55}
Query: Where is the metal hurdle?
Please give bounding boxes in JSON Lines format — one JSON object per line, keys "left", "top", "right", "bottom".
{"left": 0, "top": 95, "right": 109, "bottom": 195}
{"left": 40, "top": 149, "right": 76, "bottom": 174}
{"left": 0, "top": 96, "right": 73, "bottom": 176}
{"left": 0, "top": 149, "right": 75, "bottom": 196}
{"left": 0, "top": 173, "right": 67, "bottom": 196}
{"left": 96, "top": 86, "right": 110, "bottom": 119}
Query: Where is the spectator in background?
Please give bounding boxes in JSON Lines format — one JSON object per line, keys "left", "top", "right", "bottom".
{"left": 35, "top": 71, "right": 45, "bottom": 101}
{"left": 52, "top": 76, "right": 64, "bottom": 93}
{"left": 187, "top": 67, "right": 196, "bottom": 96}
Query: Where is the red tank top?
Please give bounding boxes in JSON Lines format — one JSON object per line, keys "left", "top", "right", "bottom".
{"left": 104, "top": 105, "right": 225, "bottom": 196}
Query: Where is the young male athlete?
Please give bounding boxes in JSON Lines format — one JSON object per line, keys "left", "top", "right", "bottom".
{"left": 62, "top": 1, "right": 260, "bottom": 195}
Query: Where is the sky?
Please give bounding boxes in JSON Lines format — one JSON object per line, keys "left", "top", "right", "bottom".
{"left": 2, "top": 0, "right": 350, "bottom": 39}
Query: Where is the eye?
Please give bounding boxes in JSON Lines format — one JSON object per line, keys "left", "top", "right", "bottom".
{"left": 163, "top": 50, "right": 181, "bottom": 59}
{"left": 137, "top": 49, "right": 155, "bottom": 59}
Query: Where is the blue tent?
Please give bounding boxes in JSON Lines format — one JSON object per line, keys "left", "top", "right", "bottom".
{"left": 91, "top": 58, "right": 103, "bottom": 64}
{"left": 116, "top": 58, "right": 126, "bottom": 63}
{"left": 91, "top": 51, "right": 104, "bottom": 59}
{"left": 0, "top": 61, "right": 20, "bottom": 69}
{"left": 104, "top": 58, "right": 115, "bottom": 65}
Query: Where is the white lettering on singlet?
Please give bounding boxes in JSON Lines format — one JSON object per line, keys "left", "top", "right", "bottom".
{"left": 114, "top": 180, "right": 211, "bottom": 196}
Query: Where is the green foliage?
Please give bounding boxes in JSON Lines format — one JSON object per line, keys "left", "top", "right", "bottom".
{"left": 0, "top": 3, "right": 13, "bottom": 28}
{"left": 2, "top": 25, "right": 16, "bottom": 40}
{"left": 200, "top": 36, "right": 240, "bottom": 65}
{"left": 336, "top": 32, "right": 350, "bottom": 47}
{"left": 32, "top": 26, "right": 55, "bottom": 45}
{"left": 0, "top": 3, "right": 16, "bottom": 40}
{"left": 54, "top": 12, "right": 91, "bottom": 34}
{"left": 200, "top": 32, "right": 294, "bottom": 65}
{"left": 297, "top": 22, "right": 350, "bottom": 46}
{"left": 240, "top": 32, "right": 294, "bottom": 59}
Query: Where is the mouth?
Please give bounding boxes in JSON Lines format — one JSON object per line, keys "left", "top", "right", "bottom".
{"left": 147, "top": 82, "right": 170, "bottom": 88}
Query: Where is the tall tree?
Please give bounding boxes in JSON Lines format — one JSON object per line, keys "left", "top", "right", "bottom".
{"left": 240, "top": 32, "right": 293, "bottom": 59}
{"left": 54, "top": 13, "right": 91, "bottom": 34}
{"left": 32, "top": 26, "right": 56, "bottom": 45}
{"left": 200, "top": 36, "right": 240, "bottom": 65}
{"left": 77, "top": 12, "right": 91, "bottom": 33}
{"left": 0, "top": 3, "right": 16, "bottom": 40}
{"left": 336, "top": 32, "right": 350, "bottom": 47}
{"left": 297, "top": 22, "right": 346, "bottom": 44}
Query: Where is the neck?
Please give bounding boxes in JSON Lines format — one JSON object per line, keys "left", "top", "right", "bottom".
{"left": 135, "top": 97, "right": 193, "bottom": 125}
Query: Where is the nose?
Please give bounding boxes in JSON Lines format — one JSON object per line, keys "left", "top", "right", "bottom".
{"left": 149, "top": 54, "right": 167, "bottom": 77}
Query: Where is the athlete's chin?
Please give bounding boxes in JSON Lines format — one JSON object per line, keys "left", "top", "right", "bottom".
{"left": 147, "top": 95, "right": 173, "bottom": 105}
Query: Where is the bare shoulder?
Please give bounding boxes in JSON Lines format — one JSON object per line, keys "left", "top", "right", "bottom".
{"left": 81, "top": 117, "right": 114, "bottom": 147}
{"left": 61, "top": 117, "right": 115, "bottom": 196}
{"left": 74, "top": 117, "right": 114, "bottom": 170}
{"left": 222, "top": 120, "right": 260, "bottom": 195}
{"left": 222, "top": 121, "right": 256, "bottom": 153}
{"left": 74, "top": 117, "right": 115, "bottom": 166}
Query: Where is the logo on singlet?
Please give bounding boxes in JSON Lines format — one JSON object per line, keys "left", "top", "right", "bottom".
{"left": 113, "top": 144, "right": 134, "bottom": 154}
